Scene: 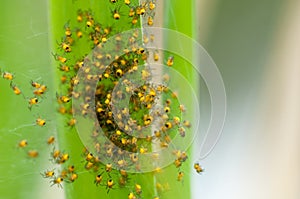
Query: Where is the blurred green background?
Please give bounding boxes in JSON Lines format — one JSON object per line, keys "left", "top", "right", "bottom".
{"left": 193, "top": 0, "right": 300, "bottom": 199}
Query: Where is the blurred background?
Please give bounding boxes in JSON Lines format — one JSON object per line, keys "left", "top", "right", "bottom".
{"left": 0, "top": 0, "right": 299, "bottom": 198}
{"left": 193, "top": 0, "right": 300, "bottom": 199}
